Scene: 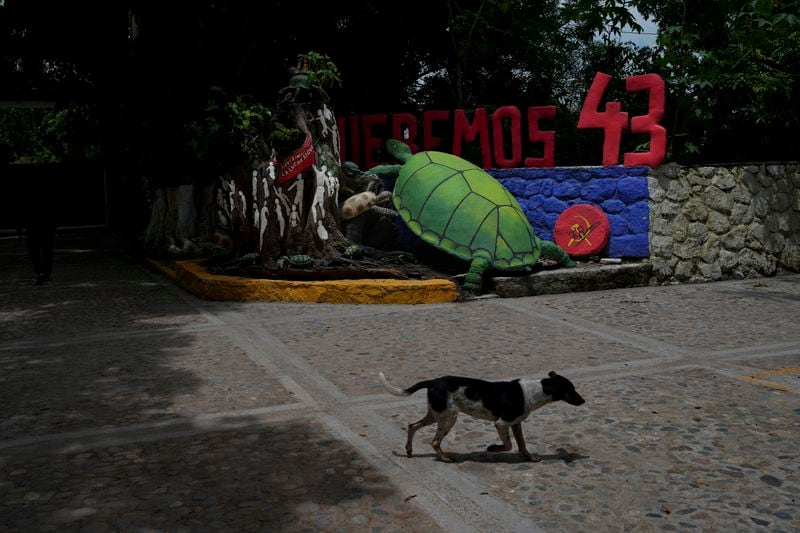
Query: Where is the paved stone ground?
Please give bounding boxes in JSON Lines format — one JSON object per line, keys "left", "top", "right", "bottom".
{"left": 1, "top": 228, "right": 799, "bottom": 532}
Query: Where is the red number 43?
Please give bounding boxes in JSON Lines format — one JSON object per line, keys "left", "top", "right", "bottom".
{"left": 577, "top": 72, "right": 666, "bottom": 167}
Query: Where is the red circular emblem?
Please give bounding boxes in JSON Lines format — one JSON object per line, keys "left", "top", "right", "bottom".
{"left": 553, "top": 204, "right": 610, "bottom": 257}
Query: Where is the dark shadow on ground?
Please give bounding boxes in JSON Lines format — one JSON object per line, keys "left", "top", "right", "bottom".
{"left": 0, "top": 229, "right": 209, "bottom": 439}
{"left": 1, "top": 229, "right": 436, "bottom": 532}
{"left": 393, "top": 447, "right": 588, "bottom": 465}
{"left": 1, "top": 420, "right": 434, "bottom": 531}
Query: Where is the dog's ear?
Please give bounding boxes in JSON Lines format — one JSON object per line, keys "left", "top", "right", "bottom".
{"left": 548, "top": 371, "right": 558, "bottom": 378}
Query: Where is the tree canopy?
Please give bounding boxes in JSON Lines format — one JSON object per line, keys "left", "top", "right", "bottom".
{"left": 635, "top": 0, "right": 800, "bottom": 162}
{"left": 1, "top": 0, "right": 798, "bottom": 169}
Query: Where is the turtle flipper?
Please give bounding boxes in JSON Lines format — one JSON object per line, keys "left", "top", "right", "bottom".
{"left": 364, "top": 164, "right": 402, "bottom": 182}
{"left": 540, "top": 240, "right": 576, "bottom": 268}
{"left": 463, "top": 256, "right": 491, "bottom": 294}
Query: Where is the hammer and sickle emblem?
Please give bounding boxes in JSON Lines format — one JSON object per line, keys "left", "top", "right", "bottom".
{"left": 567, "top": 215, "right": 600, "bottom": 247}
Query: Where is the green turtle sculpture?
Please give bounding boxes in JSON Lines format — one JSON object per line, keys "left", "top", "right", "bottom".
{"left": 375, "top": 139, "right": 575, "bottom": 293}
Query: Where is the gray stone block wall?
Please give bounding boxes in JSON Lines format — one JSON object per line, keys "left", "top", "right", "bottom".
{"left": 648, "top": 163, "right": 800, "bottom": 284}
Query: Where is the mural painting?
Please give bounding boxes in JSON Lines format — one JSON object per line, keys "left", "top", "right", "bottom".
{"left": 213, "top": 54, "right": 664, "bottom": 296}
{"left": 494, "top": 166, "right": 650, "bottom": 258}
{"left": 216, "top": 54, "right": 348, "bottom": 264}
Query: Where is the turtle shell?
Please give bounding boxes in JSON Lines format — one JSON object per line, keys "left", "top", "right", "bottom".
{"left": 392, "top": 151, "right": 541, "bottom": 269}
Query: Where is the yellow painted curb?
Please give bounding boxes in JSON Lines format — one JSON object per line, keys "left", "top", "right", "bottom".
{"left": 145, "top": 259, "right": 177, "bottom": 282}
{"left": 159, "top": 259, "right": 457, "bottom": 304}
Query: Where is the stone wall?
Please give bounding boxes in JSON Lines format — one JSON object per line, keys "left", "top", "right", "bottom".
{"left": 492, "top": 166, "right": 650, "bottom": 257}
{"left": 648, "top": 163, "right": 800, "bottom": 283}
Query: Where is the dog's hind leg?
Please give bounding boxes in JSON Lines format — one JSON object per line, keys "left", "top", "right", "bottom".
{"left": 512, "top": 423, "right": 541, "bottom": 462}
{"left": 406, "top": 409, "right": 436, "bottom": 457}
{"left": 430, "top": 411, "right": 458, "bottom": 463}
{"left": 487, "top": 422, "right": 513, "bottom": 453}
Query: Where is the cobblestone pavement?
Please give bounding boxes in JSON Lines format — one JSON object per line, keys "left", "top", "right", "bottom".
{"left": 1, "top": 229, "right": 799, "bottom": 532}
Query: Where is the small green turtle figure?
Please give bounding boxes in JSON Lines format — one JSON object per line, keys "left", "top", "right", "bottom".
{"left": 376, "top": 139, "right": 575, "bottom": 293}
{"left": 277, "top": 255, "right": 313, "bottom": 269}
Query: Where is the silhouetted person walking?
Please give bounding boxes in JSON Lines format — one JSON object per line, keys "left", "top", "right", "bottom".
{"left": 27, "top": 219, "right": 56, "bottom": 285}
{"left": 24, "top": 168, "right": 58, "bottom": 285}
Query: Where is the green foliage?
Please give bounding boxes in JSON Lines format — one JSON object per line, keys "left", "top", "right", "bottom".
{"left": 561, "top": 0, "right": 643, "bottom": 42}
{"left": 305, "top": 51, "right": 342, "bottom": 90}
{"left": 0, "top": 105, "right": 102, "bottom": 164}
{"left": 5, "top": 0, "right": 798, "bottom": 175}
{"left": 437, "top": 0, "right": 571, "bottom": 107}
{"left": 635, "top": 0, "right": 800, "bottom": 162}
{"left": 696, "top": 0, "right": 799, "bottom": 126}
{"left": 185, "top": 51, "right": 338, "bottom": 165}
{"left": 185, "top": 89, "right": 275, "bottom": 164}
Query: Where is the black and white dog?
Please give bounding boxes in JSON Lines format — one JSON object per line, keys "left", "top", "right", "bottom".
{"left": 379, "top": 371, "right": 585, "bottom": 463}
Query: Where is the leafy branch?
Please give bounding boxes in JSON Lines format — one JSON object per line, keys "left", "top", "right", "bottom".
{"left": 305, "top": 51, "right": 342, "bottom": 90}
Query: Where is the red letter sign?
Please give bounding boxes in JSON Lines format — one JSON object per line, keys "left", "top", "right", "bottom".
{"left": 348, "top": 116, "right": 361, "bottom": 168}
{"left": 362, "top": 114, "right": 387, "bottom": 169}
{"left": 391, "top": 113, "right": 419, "bottom": 154}
{"left": 577, "top": 72, "right": 628, "bottom": 166}
{"left": 336, "top": 116, "right": 347, "bottom": 161}
{"left": 452, "top": 108, "right": 492, "bottom": 167}
{"left": 492, "top": 106, "right": 522, "bottom": 169}
{"left": 624, "top": 74, "right": 666, "bottom": 167}
{"left": 525, "top": 106, "right": 556, "bottom": 167}
{"left": 423, "top": 110, "right": 450, "bottom": 151}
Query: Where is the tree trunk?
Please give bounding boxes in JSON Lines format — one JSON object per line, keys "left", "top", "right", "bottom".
{"left": 144, "top": 55, "right": 350, "bottom": 261}
{"left": 219, "top": 64, "right": 346, "bottom": 262}
{"left": 144, "top": 183, "right": 216, "bottom": 253}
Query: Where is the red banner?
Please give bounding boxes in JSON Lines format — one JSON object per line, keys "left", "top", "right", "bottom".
{"left": 277, "top": 132, "right": 315, "bottom": 184}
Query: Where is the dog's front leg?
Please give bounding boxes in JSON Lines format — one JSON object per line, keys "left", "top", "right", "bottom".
{"left": 487, "top": 422, "right": 513, "bottom": 453}
{"left": 512, "top": 423, "right": 541, "bottom": 462}
{"left": 431, "top": 412, "right": 458, "bottom": 462}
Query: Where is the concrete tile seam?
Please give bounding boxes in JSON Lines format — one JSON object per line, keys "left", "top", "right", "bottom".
{"left": 699, "top": 347, "right": 800, "bottom": 369}
{"left": 335, "top": 347, "right": 800, "bottom": 408}
{"left": 198, "top": 301, "right": 458, "bottom": 329}
{"left": 522, "top": 347, "right": 800, "bottom": 381}
{"left": 143, "top": 264, "right": 227, "bottom": 326}
{"left": 564, "top": 345, "right": 800, "bottom": 380}
{"left": 193, "top": 323, "right": 286, "bottom": 377}
{"left": 278, "top": 375, "right": 320, "bottom": 407}
{"left": 496, "top": 299, "right": 694, "bottom": 359}
{"left": 319, "top": 411, "right": 546, "bottom": 533}
{"left": 702, "top": 341, "right": 800, "bottom": 358}
{"left": 0, "top": 403, "right": 311, "bottom": 454}
{"left": 226, "top": 321, "right": 351, "bottom": 403}
{"left": 314, "top": 413, "right": 484, "bottom": 533}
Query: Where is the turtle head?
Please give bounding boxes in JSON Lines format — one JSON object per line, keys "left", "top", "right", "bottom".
{"left": 386, "top": 139, "right": 413, "bottom": 163}
{"left": 341, "top": 161, "right": 362, "bottom": 177}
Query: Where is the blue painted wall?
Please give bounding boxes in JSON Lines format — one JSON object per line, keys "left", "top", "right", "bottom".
{"left": 490, "top": 166, "right": 650, "bottom": 257}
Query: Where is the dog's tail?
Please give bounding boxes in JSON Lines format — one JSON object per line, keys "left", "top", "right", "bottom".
{"left": 379, "top": 372, "right": 409, "bottom": 396}
{"left": 378, "top": 372, "right": 432, "bottom": 397}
